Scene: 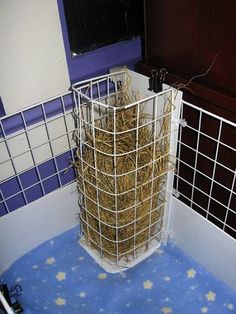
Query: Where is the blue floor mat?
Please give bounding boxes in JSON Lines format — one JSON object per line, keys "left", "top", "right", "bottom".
{"left": 1, "top": 227, "right": 236, "bottom": 314}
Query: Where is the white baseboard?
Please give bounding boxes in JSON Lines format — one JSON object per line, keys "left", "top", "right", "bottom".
{"left": 169, "top": 196, "right": 236, "bottom": 290}
{"left": 0, "top": 183, "right": 79, "bottom": 274}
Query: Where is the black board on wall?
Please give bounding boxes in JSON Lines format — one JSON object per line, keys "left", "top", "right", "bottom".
{"left": 63, "top": 0, "right": 144, "bottom": 55}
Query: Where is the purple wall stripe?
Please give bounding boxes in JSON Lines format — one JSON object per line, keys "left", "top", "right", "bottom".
{"left": 0, "top": 148, "right": 76, "bottom": 216}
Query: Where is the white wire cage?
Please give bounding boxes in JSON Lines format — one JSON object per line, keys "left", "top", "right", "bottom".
{"left": 72, "top": 70, "right": 181, "bottom": 272}
{"left": 174, "top": 100, "right": 236, "bottom": 238}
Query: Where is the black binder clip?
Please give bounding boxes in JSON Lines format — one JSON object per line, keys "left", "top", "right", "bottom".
{"left": 148, "top": 70, "right": 156, "bottom": 92}
{"left": 149, "top": 68, "right": 168, "bottom": 93}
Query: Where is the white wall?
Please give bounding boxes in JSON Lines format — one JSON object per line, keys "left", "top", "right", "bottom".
{"left": 0, "top": 0, "right": 70, "bottom": 114}
{"left": 0, "top": 183, "right": 79, "bottom": 274}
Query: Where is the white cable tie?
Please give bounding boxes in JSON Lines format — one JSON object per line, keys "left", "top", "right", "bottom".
{"left": 172, "top": 119, "right": 187, "bottom": 128}
{"left": 171, "top": 189, "right": 180, "bottom": 198}
{"left": 179, "top": 119, "right": 187, "bottom": 127}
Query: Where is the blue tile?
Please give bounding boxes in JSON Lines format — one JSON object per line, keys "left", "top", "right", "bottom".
{"left": 0, "top": 177, "right": 21, "bottom": 198}
{"left": 19, "top": 168, "right": 39, "bottom": 189}
{"left": 23, "top": 105, "right": 44, "bottom": 127}
{"left": 72, "top": 147, "right": 77, "bottom": 161}
{"left": 60, "top": 167, "right": 76, "bottom": 186}
{"left": 44, "top": 98, "right": 63, "bottom": 119}
{"left": 6, "top": 193, "right": 26, "bottom": 212}
{"left": 43, "top": 175, "right": 60, "bottom": 194}
{"left": 25, "top": 184, "right": 43, "bottom": 203}
{"left": 0, "top": 202, "right": 7, "bottom": 217}
{"left": 1, "top": 114, "right": 24, "bottom": 136}
{"left": 38, "top": 160, "right": 56, "bottom": 180}
{"left": 56, "top": 151, "right": 72, "bottom": 171}
{"left": 63, "top": 94, "right": 74, "bottom": 111}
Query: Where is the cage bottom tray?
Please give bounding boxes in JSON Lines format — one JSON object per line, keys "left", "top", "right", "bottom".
{"left": 1, "top": 227, "right": 236, "bottom": 314}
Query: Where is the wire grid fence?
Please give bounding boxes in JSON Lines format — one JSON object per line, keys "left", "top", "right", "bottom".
{"left": 0, "top": 93, "right": 77, "bottom": 214}
{"left": 72, "top": 71, "right": 177, "bottom": 272}
{"left": 174, "top": 100, "right": 236, "bottom": 239}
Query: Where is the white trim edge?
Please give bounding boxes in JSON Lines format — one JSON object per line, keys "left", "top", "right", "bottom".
{"left": 169, "top": 196, "right": 236, "bottom": 290}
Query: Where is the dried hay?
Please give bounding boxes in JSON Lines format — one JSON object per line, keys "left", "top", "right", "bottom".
{"left": 73, "top": 79, "right": 173, "bottom": 262}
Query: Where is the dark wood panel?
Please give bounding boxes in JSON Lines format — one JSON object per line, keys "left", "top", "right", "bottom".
{"left": 137, "top": 62, "right": 236, "bottom": 122}
{"left": 138, "top": 1, "right": 236, "bottom": 239}
{"left": 144, "top": 0, "right": 236, "bottom": 96}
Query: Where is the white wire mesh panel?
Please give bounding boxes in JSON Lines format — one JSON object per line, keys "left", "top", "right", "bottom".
{"left": 72, "top": 71, "right": 181, "bottom": 272}
{"left": 174, "top": 100, "right": 236, "bottom": 240}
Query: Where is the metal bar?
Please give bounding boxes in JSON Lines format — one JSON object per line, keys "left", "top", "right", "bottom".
{"left": 0, "top": 291, "right": 14, "bottom": 314}
{"left": 190, "top": 111, "right": 202, "bottom": 207}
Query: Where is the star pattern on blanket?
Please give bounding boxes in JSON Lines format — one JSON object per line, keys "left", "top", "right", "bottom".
{"left": 187, "top": 268, "right": 196, "bottom": 278}
{"left": 1, "top": 228, "right": 235, "bottom": 314}
{"left": 46, "top": 257, "right": 56, "bottom": 265}
{"left": 205, "top": 291, "right": 216, "bottom": 301}
{"left": 56, "top": 271, "right": 66, "bottom": 281}
{"left": 79, "top": 292, "right": 86, "bottom": 298}
{"left": 55, "top": 297, "right": 66, "bottom": 306}
{"left": 143, "top": 280, "right": 153, "bottom": 289}
{"left": 227, "top": 303, "right": 234, "bottom": 310}
{"left": 98, "top": 273, "right": 108, "bottom": 280}
{"left": 161, "top": 306, "right": 172, "bottom": 313}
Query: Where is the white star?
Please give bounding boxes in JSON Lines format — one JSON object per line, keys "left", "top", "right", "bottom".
{"left": 46, "top": 257, "right": 56, "bottom": 265}
{"left": 56, "top": 272, "right": 66, "bottom": 281}
{"left": 228, "top": 304, "right": 234, "bottom": 310}
{"left": 201, "top": 307, "right": 208, "bottom": 313}
{"left": 143, "top": 280, "right": 153, "bottom": 289}
{"left": 161, "top": 306, "right": 172, "bottom": 313}
{"left": 98, "top": 273, "right": 108, "bottom": 280}
{"left": 55, "top": 297, "right": 66, "bottom": 306}
{"left": 78, "top": 256, "right": 84, "bottom": 261}
{"left": 164, "top": 276, "right": 171, "bottom": 282}
{"left": 32, "top": 265, "right": 38, "bottom": 269}
{"left": 16, "top": 278, "right": 22, "bottom": 283}
{"left": 205, "top": 291, "right": 216, "bottom": 301}
{"left": 79, "top": 292, "right": 86, "bottom": 298}
{"left": 187, "top": 268, "right": 196, "bottom": 278}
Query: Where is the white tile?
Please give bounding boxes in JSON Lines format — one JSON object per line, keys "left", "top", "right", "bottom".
{"left": 0, "top": 141, "right": 10, "bottom": 163}
{"left": 32, "top": 143, "right": 52, "bottom": 164}
{"left": 47, "top": 117, "right": 66, "bottom": 140}
{"left": 13, "top": 152, "right": 34, "bottom": 173}
{"left": 0, "top": 161, "right": 15, "bottom": 182}
{"left": 65, "top": 112, "right": 75, "bottom": 132}
{"left": 7, "top": 133, "right": 29, "bottom": 157}
{"left": 28, "top": 125, "right": 48, "bottom": 148}
{"left": 51, "top": 135, "right": 69, "bottom": 155}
